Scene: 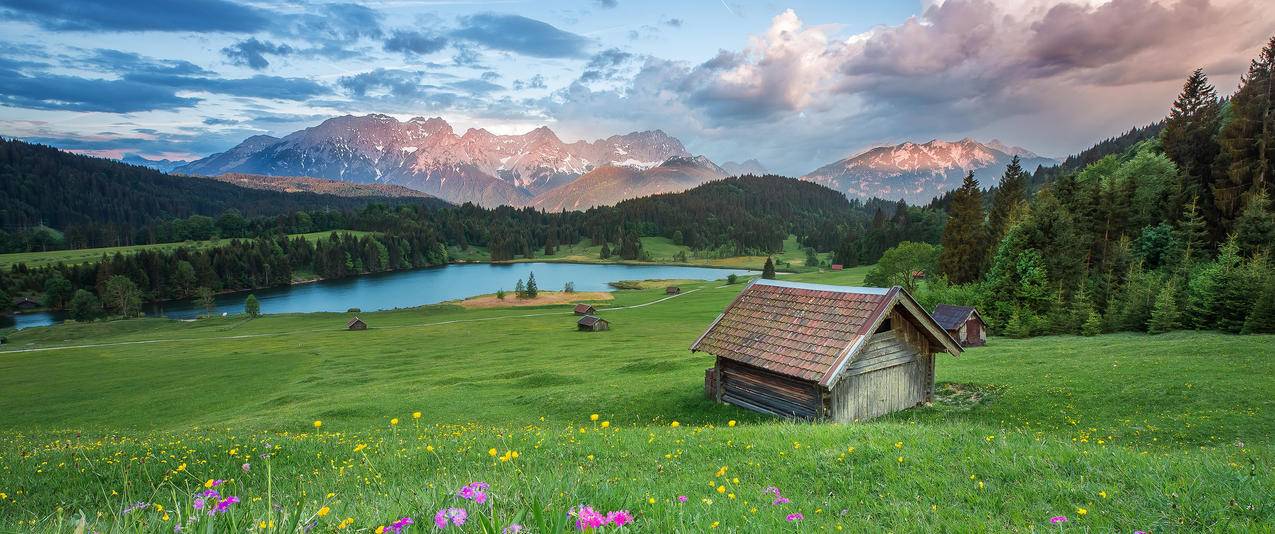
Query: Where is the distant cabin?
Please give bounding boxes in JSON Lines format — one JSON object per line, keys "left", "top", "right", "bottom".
{"left": 13, "top": 297, "right": 38, "bottom": 310}
{"left": 578, "top": 315, "right": 609, "bottom": 331}
{"left": 666, "top": 286, "right": 681, "bottom": 295}
{"left": 930, "top": 304, "right": 986, "bottom": 347}
{"left": 347, "top": 317, "right": 367, "bottom": 331}
{"left": 693, "top": 279, "right": 962, "bottom": 422}
{"left": 830, "top": 264, "right": 844, "bottom": 271}
{"left": 573, "top": 304, "right": 597, "bottom": 316}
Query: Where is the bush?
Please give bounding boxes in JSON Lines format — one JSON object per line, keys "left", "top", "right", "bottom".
{"left": 727, "top": 274, "right": 739, "bottom": 285}
{"left": 563, "top": 282, "right": 575, "bottom": 294}
{"left": 496, "top": 289, "right": 506, "bottom": 300}
{"left": 245, "top": 294, "right": 261, "bottom": 318}
{"left": 68, "top": 289, "right": 102, "bottom": 322}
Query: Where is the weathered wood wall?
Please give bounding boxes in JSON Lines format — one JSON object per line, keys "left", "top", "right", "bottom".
{"left": 827, "top": 309, "right": 935, "bottom": 422}
{"left": 718, "top": 358, "right": 821, "bottom": 419}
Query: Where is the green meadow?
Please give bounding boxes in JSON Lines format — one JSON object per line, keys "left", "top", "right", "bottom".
{"left": 0, "top": 231, "right": 373, "bottom": 270}
{"left": 0, "top": 266, "right": 1271, "bottom": 532}
{"left": 450, "top": 235, "right": 828, "bottom": 271}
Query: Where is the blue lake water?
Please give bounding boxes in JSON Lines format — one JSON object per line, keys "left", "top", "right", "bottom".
{"left": 2, "top": 262, "right": 752, "bottom": 330}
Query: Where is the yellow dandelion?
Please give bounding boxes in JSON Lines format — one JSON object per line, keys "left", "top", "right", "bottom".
{"left": 716, "top": 485, "right": 726, "bottom": 494}
{"left": 318, "top": 506, "right": 331, "bottom": 517}
{"left": 897, "top": 456, "right": 904, "bottom": 463}
{"left": 426, "top": 445, "right": 435, "bottom": 452}
{"left": 228, "top": 448, "right": 238, "bottom": 456}
{"left": 1099, "top": 491, "right": 1108, "bottom": 499}
{"left": 590, "top": 413, "right": 599, "bottom": 421}
{"left": 390, "top": 418, "right": 399, "bottom": 426}
{"left": 671, "top": 421, "right": 680, "bottom": 427}
{"left": 313, "top": 420, "right": 322, "bottom": 429}
{"left": 412, "top": 411, "right": 422, "bottom": 419}
{"left": 728, "top": 420, "right": 736, "bottom": 427}
{"left": 353, "top": 443, "right": 367, "bottom": 453}
{"left": 711, "top": 521, "right": 720, "bottom": 529}
{"left": 601, "top": 421, "right": 610, "bottom": 428}
{"left": 488, "top": 448, "right": 498, "bottom": 457}
{"left": 1077, "top": 507, "right": 1088, "bottom": 516}
{"left": 376, "top": 526, "right": 386, "bottom": 534}
{"left": 648, "top": 497, "right": 656, "bottom": 505}
{"left": 894, "top": 441, "right": 903, "bottom": 449}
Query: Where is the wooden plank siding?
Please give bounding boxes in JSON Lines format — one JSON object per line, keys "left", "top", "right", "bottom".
{"left": 826, "top": 309, "right": 936, "bottom": 422}
{"left": 718, "top": 358, "right": 822, "bottom": 419}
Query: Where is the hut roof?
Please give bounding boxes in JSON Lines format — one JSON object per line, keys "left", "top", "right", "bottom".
{"left": 574, "top": 304, "right": 596, "bottom": 314}
{"left": 930, "top": 304, "right": 980, "bottom": 331}
{"left": 346, "top": 317, "right": 365, "bottom": 328}
{"left": 691, "top": 279, "right": 961, "bottom": 387}
{"left": 578, "top": 315, "right": 607, "bottom": 327}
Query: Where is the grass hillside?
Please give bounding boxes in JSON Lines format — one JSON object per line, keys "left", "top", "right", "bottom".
{"left": 450, "top": 235, "right": 829, "bottom": 271}
{"left": 0, "top": 231, "right": 372, "bottom": 269}
{"left": 0, "top": 267, "right": 1270, "bottom": 532}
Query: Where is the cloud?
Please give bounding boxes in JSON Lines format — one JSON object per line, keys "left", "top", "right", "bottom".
{"left": 580, "top": 48, "right": 636, "bottom": 82}
{"left": 0, "top": 69, "right": 201, "bottom": 112}
{"left": 449, "top": 79, "right": 504, "bottom": 94}
{"left": 0, "top": 0, "right": 269, "bottom": 32}
{"left": 663, "top": 18, "right": 684, "bottom": 28}
{"left": 84, "top": 48, "right": 212, "bottom": 77}
{"left": 594, "top": 0, "right": 618, "bottom": 8}
{"left": 451, "top": 13, "right": 591, "bottom": 58}
{"left": 513, "top": 74, "right": 547, "bottom": 90}
{"left": 127, "top": 72, "right": 330, "bottom": 100}
{"left": 222, "top": 38, "right": 295, "bottom": 70}
{"left": 384, "top": 30, "right": 449, "bottom": 56}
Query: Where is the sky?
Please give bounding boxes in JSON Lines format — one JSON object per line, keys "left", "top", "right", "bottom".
{"left": 0, "top": 0, "right": 1272, "bottom": 176}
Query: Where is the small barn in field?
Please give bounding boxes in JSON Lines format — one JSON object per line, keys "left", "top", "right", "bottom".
{"left": 693, "top": 279, "right": 962, "bottom": 422}
{"left": 830, "top": 264, "right": 844, "bottom": 271}
{"left": 578, "top": 315, "right": 609, "bottom": 331}
{"left": 347, "top": 317, "right": 367, "bottom": 331}
{"left": 930, "top": 304, "right": 986, "bottom": 347}
{"left": 573, "top": 304, "right": 597, "bottom": 315}
{"left": 666, "top": 286, "right": 681, "bottom": 295}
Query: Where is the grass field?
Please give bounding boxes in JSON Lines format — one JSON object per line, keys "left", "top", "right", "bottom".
{"left": 0, "top": 231, "right": 373, "bottom": 270}
{"left": 449, "top": 235, "right": 828, "bottom": 272}
{"left": 0, "top": 266, "right": 1270, "bottom": 532}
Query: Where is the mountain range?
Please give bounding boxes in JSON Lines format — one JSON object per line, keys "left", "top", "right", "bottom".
{"left": 800, "top": 138, "right": 1057, "bottom": 203}
{"left": 174, "top": 114, "right": 1054, "bottom": 209}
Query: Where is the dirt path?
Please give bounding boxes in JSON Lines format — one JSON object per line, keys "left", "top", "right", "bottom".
{"left": 0, "top": 287, "right": 712, "bottom": 355}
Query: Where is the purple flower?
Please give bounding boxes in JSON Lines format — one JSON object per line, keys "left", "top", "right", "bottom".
{"left": 607, "top": 510, "right": 634, "bottom": 526}
{"left": 242, "top": 463, "right": 251, "bottom": 472}
{"left": 773, "top": 496, "right": 791, "bottom": 505}
{"left": 1049, "top": 516, "right": 1069, "bottom": 524}
{"left": 202, "top": 489, "right": 221, "bottom": 499}
{"left": 210, "top": 496, "right": 239, "bottom": 515}
{"left": 458, "top": 482, "right": 490, "bottom": 504}
{"left": 572, "top": 506, "right": 607, "bottom": 530}
{"left": 385, "top": 516, "right": 414, "bottom": 533}
{"left": 677, "top": 495, "right": 688, "bottom": 503}
{"left": 208, "top": 479, "right": 224, "bottom": 488}
{"left": 192, "top": 498, "right": 205, "bottom": 510}
{"left": 434, "top": 508, "right": 467, "bottom": 529}
{"left": 121, "top": 501, "right": 150, "bottom": 515}
{"left": 502, "top": 525, "right": 524, "bottom": 534}
{"left": 786, "top": 513, "right": 804, "bottom": 522}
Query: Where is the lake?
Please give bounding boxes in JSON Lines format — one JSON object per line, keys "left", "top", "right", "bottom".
{"left": 2, "top": 262, "right": 753, "bottom": 330}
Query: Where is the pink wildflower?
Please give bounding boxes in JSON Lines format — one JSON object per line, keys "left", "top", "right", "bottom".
{"left": 677, "top": 495, "right": 688, "bottom": 503}
{"left": 210, "top": 496, "right": 239, "bottom": 515}
{"left": 1049, "top": 516, "right": 1068, "bottom": 524}
{"left": 458, "top": 482, "right": 490, "bottom": 504}
{"left": 786, "top": 513, "right": 804, "bottom": 522}
{"left": 385, "top": 516, "right": 414, "bottom": 533}
{"left": 773, "top": 496, "right": 791, "bottom": 505}
{"left": 435, "top": 508, "right": 467, "bottom": 529}
{"left": 607, "top": 510, "right": 634, "bottom": 526}
{"left": 209, "top": 479, "right": 224, "bottom": 487}
{"left": 502, "top": 525, "right": 523, "bottom": 534}
{"left": 242, "top": 463, "right": 251, "bottom": 472}
{"left": 192, "top": 498, "right": 205, "bottom": 510}
{"left": 572, "top": 506, "right": 607, "bottom": 530}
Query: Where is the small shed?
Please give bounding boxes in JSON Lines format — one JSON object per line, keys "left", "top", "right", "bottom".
{"left": 573, "top": 304, "right": 597, "bottom": 315}
{"left": 578, "top": 315, "right": 609, "bottom": 331}
{"left": 692, "top": 279, "right": 961, "bottom": 422}
{"left": 930, "top": 304, "right": 986, "bottom": 347}
{"left": 346, "top": 317, "right": 367, "bottom": 331}
{"left": 830, "top": 264, "right": 844, "bottom": 271}
{"left": 666, "top": 286, "right": 681, "bottom": 295}
{"left": 13, "top": 297, "right": 38, "bottom": 310}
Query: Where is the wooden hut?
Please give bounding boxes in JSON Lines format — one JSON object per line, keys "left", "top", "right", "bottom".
{"left": 573, "top": 304, "right": 597, "bottom": 315}
{"left": 666, "top": 286, "right": 681, "bottom": 295}
{"left": 13, "top": 297, "right": 38, "bottom": 310}
{"left": 830, "top": 264, "right": 844, "bottom": 271}
{"left": 346, "top": 317, "right": 367, "bottom": 331}
{"left": 578, "top": 315, "right": 609, "bottom": 331}
{"left": 930, "top": 304, "right": 986, "bottom": 347}
{"left": 692, "top": 279, "right": 962, "bottom": 422}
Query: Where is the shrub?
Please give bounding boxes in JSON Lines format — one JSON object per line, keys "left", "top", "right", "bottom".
{"left": 347, "top": 307, "right": 361, "bottom": 313}
{"left": 727, "top": 274, "right": 739, "bottom": 285}
{"left": 68, "top": 289, "right": 101, "bottom": 322}
{"left": 496, "top": 289, "right": 506, "bottom": 300}
{"left": 245, "top": 294, "right": 261, "bottom": 318}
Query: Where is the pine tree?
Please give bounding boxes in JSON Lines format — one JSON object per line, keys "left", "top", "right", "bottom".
{"left": 1175, "top": 196, "right": 1211, "bottom": 262}
{"left": 1004, "top": 308, "right": 1031, "bottom": 338}
{"left": 525, "top": 271, "right": 539, "bottom": 298}
{"left": 1215, "top": 37, "right": 1275, "bottom": 234}
{"left": 988, "top": 155, "right": 1028, "bottom": 246}
{"left": 1081, "top": 310, "right": 1103, "bottom": 337}
{"left": 599, "top": 241, "right": 611, "bottom": 259}
{"left": 1162, "top": 68, "right": 1222, "bottom": 236}
{"left": 1234, "top": 188, "right": 1275, "bottom": 257}
{"left": 1147, "top": 282, "right": 1181, "bottom": 334}
{"left": 1069, "top": 287, "right": 1094, "bottom": 335}
{"left": 515, "top": 278, "right": 526, "bottom": 299}
{"left": 938, "top": 171, "right": 988, "bottom": 283}
{"left": 244, "top": 294, "right": 261, "bottom": 318}
{"left": 1242, "top": 273, "right": 1275, "bottom": 334}
{"left": 762, "top": 257, "right": 776, "bottom": 279}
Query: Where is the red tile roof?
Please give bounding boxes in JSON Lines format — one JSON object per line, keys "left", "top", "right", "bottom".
{"left": 690, "top": 280, "right": 894, "bottom": 382}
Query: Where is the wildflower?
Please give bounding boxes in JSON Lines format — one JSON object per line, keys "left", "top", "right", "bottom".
{"left": 1049, "top": 516, "right": 1068, "bottom": 524}
{"left": 211, "top": 496, "right": 240, "bottom": 515}
{"left": 710, "top": 521, "right": 719, "bottom": 528}
{"left": 1098, "top": 491, "right": 1108, "bottom": 499}
{"left": 897, "top": 456, "right": 904, "bottom": 463}
{"left": 894, "top": 441, "right": 903, "bottom": 449}
{"left": 458, "top": 482, "right": 489, "bottom": 504}
{"left": 728, "top": 420, "right": 736, "bottom": 427}
{"left": 242, "top": 463, "right": 251, "bottom": 473}
{"left": 716, "top": 485, "right": 726, "bottom": 494}
{"left": 314, "top": 420, "right": 322, "bottom": 429}
{"left": 337, "top": 517, "right": 355, "bottom": 530}
{"left": 607, "top": 510, "right": 634, "bottom": 527}
{"left": 192, "top": 498, "right": 205, "bottom": 510}
{"left": 204, "top": 479, "right": 223, "bottom": 489}
{"left": 647, "top": 497, "right": 656, "bottom": 505}
{"left": 122, "top": 501, "right": 150, "bottom": 515}
{"left": 787, "top": 513, "right": 804, "bottom": 522}
{"left": 503, "top": 525, "right": 524, "bottom": 534}
{"left": 228, "top": 448, "right": 238, "bottom": 456}
{"left": 488, "top": 448, "right": 498, "bottom": 457}
{"left": 354, "top": 443, "right": 368, "bottom": 453}
{"left": 670, "top": 421, "right": 680, "bottom": 427}
{"left": 390, "top": 418, "right": 399, "bottom": 426}
{"left": 434, "top": 508, "right": 467, "bottom": 529}
{"left": 590, "top": 414, "right": 600, "bottom": 421}
{"left": 385, "top": 516, "right": 414, "bottom": 533}
{"left": 677, "top": 496, "right": 688, "bottom": 503}
{"left": 175, "top": 463, "right": 186, "bottom": 472}
{"left": 318, "top": 506, "right": 331, "bottom": 517}
{"left": 412, "top": 411, "right": 422, "bottom": 419}
{"left": 978, "top": 481, "right": 985, "bottom": 490}
{"left": 571, "top": 506, "right": 607, "bottom": 530}
{"left": 715, "top": 465, "right": 728, "bottom": 477}
{"left": 1076, "top": 507, "right": 1087, "bottom": 516}
{"left": 601, "top": 421, "right": 610, "bottom": 429}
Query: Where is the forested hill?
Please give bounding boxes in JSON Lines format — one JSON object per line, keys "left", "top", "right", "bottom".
{"left": 0, "top": 138, "right": 446, "bottom": 248}
{"left": 608, "top": 175, "right": 854, "bottom": 253}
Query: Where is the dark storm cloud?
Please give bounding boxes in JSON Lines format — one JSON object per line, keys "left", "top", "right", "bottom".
{"left": 383, "top": 30, "right": 450, "bottom": 56}
{"left": 451, "top": 13, "right": 591, "bottom": 58}
{"left": 0, "top": 0, "right": 271, "bottom": 32}
{"left": 221, "top": 38, "right": 295, "bottom": 70}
